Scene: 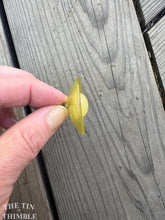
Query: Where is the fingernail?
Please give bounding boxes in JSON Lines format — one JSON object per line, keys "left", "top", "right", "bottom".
{"left": 47, "top": 105, "right": 68, "bottom": 131}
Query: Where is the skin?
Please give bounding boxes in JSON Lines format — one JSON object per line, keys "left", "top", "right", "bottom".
{"left": 0, "top": 66, "right": 68, "bottom": 219}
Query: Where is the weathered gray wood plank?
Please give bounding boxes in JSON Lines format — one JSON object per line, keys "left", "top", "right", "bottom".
{"left": 148, "top": 16, "right": 165, "bottom": 89}
{"left": 0, "top": 17, "right": 52, "bottom": 220}
{"left": 3, "top": 0, "right": 165, "bottom": 219}
{"left": 0, "top": 19, "right": 11, "bottom": 66}
{"left": 134, "top": 0, "right": 165, "bottom": 25}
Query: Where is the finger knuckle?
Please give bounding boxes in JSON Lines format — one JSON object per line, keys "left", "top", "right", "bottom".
{"left": 20, "top": 126, "right": 42, "bottom": 158}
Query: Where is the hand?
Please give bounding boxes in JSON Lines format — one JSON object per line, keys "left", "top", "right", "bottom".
{"left": 0, "top": 66, "right": 68, "bottom": 219}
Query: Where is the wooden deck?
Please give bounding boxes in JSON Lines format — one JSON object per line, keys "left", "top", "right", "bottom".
{"left": 1, "top": 0, "right": 165, "bottom": 219}
{"left": 148, "top": 16, "right": 165, "bottom": 89}
{"left": 135, "top": 0, "right": 165, "bottom": 24}
{"left": 0, "top": 16, "right": 52, "bottom": 219}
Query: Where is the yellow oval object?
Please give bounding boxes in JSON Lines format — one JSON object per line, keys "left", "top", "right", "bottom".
{"left": 67, "top": 78, "right": 88, "bottom": 134}
{"left": 80, "top": 93, "right": 88, "bottom": 117}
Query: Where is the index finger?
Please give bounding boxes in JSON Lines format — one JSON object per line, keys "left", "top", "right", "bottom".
{"left": 0, "top": 74, "right": 67, "bottom": 108}
{"left": 0, "top": 66, "right": 36, "bottom": 79}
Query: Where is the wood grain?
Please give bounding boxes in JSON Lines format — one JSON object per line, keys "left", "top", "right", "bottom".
{"left": 135, "top": 0, "right": 165, "bottom": 25}
{"left": 0, "top": 17, "right": 52, "bottom": 220}
{"left": 148, "top": 16, "right": 165, "bottom": 89}
{"left": 0, "top": 18, "right": 11, "bottom": 66}
{"left": 3, "top": 0, "right": 165, "bottom": 219}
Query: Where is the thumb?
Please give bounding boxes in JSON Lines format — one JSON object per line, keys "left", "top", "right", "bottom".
{"left": 0, "top": 105, "right": 68, "bottom": 185}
